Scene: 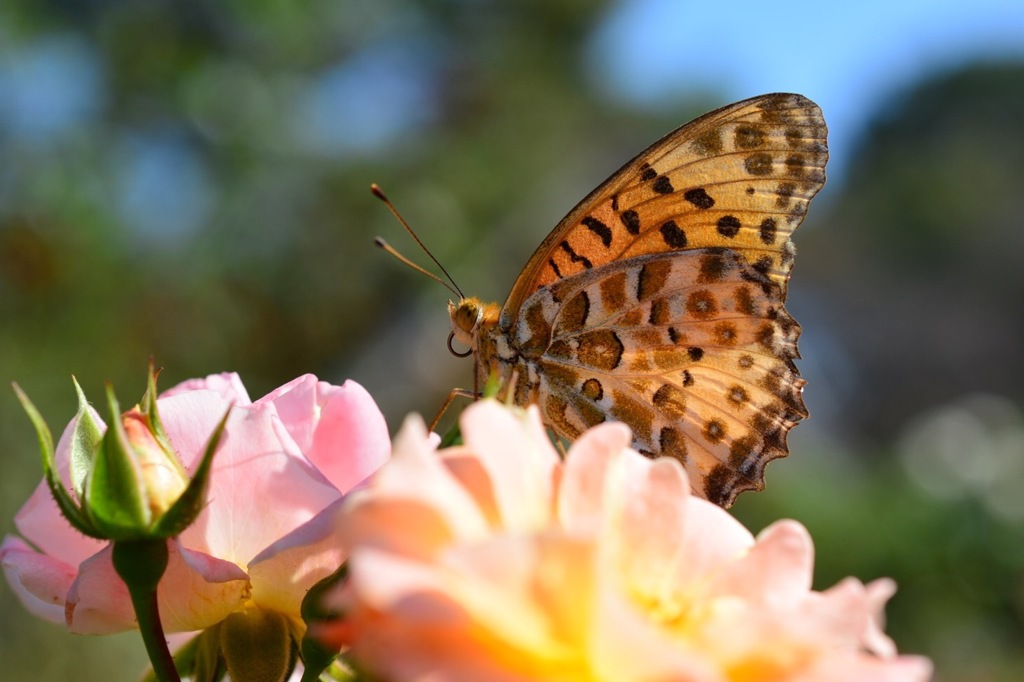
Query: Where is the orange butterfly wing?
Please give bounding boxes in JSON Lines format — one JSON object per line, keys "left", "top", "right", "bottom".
{"left": 503, "top": 93, "right": 827, "bottom": 314}
{"left": 502, "top": 247, "right": 805, "bottom": 506}
{"left": 471, "top": 93, "right": 826, "bottom": 506}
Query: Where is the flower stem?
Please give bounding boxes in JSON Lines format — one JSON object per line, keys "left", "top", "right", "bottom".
{"left": 112, "top": 540, "right": 181, "bottom": 682}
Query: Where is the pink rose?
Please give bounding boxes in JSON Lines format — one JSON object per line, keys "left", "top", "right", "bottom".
{"left": 322, "top": 400, "right": 932, "bottom": 682}
{"left": 1, "top": 373, "right": 389, "bottom": 636}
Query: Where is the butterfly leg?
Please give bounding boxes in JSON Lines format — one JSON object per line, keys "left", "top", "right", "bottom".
{"left": 429, "top": 388, "right": 478, "bottom": 432}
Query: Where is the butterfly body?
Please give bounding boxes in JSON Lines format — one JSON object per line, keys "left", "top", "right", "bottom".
{"left": 448, "top": 93, "right": 827, "bottom": 507}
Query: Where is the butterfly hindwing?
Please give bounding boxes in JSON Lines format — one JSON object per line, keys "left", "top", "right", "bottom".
{"left": 507, "top": 248, "right": 805, "bottom": 506}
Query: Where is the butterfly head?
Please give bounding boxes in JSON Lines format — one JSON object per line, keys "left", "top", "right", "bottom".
{"left": 448, "top": 296, "right": 503, "bottom": 349}
{"left": 448, "top": 297, "right": 485, "bottom": 348}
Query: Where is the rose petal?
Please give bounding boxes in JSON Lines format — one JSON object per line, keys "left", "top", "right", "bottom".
{"left": 459, "top": 402, "right": 559, "bottom": 532}
{"left": 248, "top": 498, "right": 349, "bottom": 618}
{"left": 1, "top": 536, "right": 78, "bottom": 624}
{"left": 359, "top": 414, "right": 489, "bottom": 544}
{"left": 863, "top": 578, "right": 899, "bottom": 657}
{"left": 307, "top": 380, "right": 391, "bottom": 492}
{"left": 558, "top": 421, "right": 633, "bottom": 530}
{"left": 157, "top": 388, "right": 236, "bottom": 470}
{"left": 162, "top": 372, "right": 252, "bottom": 405}
{"left": 253, "top": 374, "right": 324, "bottom": 454}
{"left": 709, "top": 520, "right": 815, "bottom": 605}
{"left": 669, "top": 495, "right": 755, "bottom": 590}
{"left": 614, "top": 455, "right": 692, "bottom": 603}
{"left": 180, "top": 403, "right": 342, "bottom": 562}
{"left": 66, "top": 540, "right": 249, "bottom": 634}
{"left": 331, "top": 400, "right": 932, "bottom": 681}
{"left": 798, "top": 651, "right": 934, "bottom": 682}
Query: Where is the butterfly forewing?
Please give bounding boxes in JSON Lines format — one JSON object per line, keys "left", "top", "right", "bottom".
{"left": 460, "top": 93, "right": 827, "bottom": 507}
{"left": 502, "top": 93, "right": 827, "bottom": 318}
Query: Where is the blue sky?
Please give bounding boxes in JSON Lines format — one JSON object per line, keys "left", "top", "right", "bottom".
{"left": 589, "top": 0, "right": 1024, "bottom": 177}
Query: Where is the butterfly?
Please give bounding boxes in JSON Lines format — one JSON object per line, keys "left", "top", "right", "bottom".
{"left": 447, "top": 93, "right": 827, "bottom": 507}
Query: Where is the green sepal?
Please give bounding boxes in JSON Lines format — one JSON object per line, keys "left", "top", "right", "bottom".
{"left": 298, "top": 563, "right": 348, "bottom": 682}
{"left": 85, "top": 385, "right": 151, "bottom": 539}
{"left": 220, "top": 609, "right": 295, "bottom": 682}
{"left": 12, "top": 383, "right": 101, "bottom": 538}
{"left": 140, "top": 361, "right": 180, "bottom": 471}
{"left": 152, "top": 405, "right": 230, "bottom": 538}
{"left": 69, "top": 377, "right": 104, "bottom": 500}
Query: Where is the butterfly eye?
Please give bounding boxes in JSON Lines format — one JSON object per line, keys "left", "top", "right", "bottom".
{"left": 454, "top": 301, "right": 482, "bottom": 334}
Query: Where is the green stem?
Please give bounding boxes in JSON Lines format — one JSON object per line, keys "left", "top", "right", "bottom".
{"left": 112, "top": 540, "right": 181, "bottom": 682}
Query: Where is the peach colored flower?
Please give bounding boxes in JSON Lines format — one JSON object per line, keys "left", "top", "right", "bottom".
{"left": 1, "top": 373, "right": 390, "bottom": 636}
{"left": 323, "top": 400, "right": 932, "bottom": 682}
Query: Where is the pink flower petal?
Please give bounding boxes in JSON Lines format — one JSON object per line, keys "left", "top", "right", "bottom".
{"left": 1, "top": 536, "right": 78, "bottom": 624}
{"left": 863, "top": 578, "right": 900, "bottom": 657}
{"left": 162, "top": 372, "right": 252, "bottom": 405}
{"left": 614, "top": 455, "right": 692, "bottom": 602}
{"left": 330, "top": 401, "right": 931, "bottom": 681}
{"left": 181, "top": 408, "right": 342, "bottom": 564}
{"left": 710, "top": 519, "right": 815, "bottom": 605}
{"left": 558, "top": 421, "right": 633, "bottom": 530}
{"left": 340, "top": 553, "right": 539, "bottom": 682}
{"left": 307, "top": 380, "right": 391, "bottom": 493}
{"left": 358, "top": 414, "right": 490, "bottom": 544}
{"left": 440, "top": 447, "right": 501, "bottom": 527}
{"left": 669, "top": 495, "right": 755, "bottom": 590}
{"left": 346, "top": 548, "right": 473, "bottom": 625}
{"left": 248, "top": 498, "right": 349, "bottom": 618}
{"left": 345, "top": 544, "right": 591, "bottom": 682}
{"left": 66, "top": 540, "right": 249, "bottom": 634}
{"left": 252, "top": 374, "right": 391, "bottom": 477}
{"left": 157, "top": 388, "right": 236, "bottom": 470}
{"left": 798, "top": 651, "right": 934, "bottom": 682}
{"left": 342, "top": 495, "right": 459, "bottom": 562}
{"left": 252, "top": 374, "right": 323, "bottom": 452}
{"left": 459, "top": 402, "right": 559, "bottom": 532}
{"left": 439, "top": 533, "right": 595, "bottom": 654}
{"left": 811, "top": 577, "right": 898, "bottom": 653}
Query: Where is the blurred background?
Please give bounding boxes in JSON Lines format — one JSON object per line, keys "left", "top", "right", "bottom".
{"left": 1, "top": 0, "right": 1023, "bottom": 679}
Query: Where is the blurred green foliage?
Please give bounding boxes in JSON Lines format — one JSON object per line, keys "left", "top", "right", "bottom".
{"left": 2, "top": 1, "right": 1023, "bottom": 680}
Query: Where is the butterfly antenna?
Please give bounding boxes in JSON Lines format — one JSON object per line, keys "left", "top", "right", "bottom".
{"left": 374, "top": 237, "right": 462, "bottom": 299}
{"left": 371, "top": 184, "right": 465, "bottom": 299}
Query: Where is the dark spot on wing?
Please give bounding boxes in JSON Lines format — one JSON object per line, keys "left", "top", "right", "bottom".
{"left": 684, "top": 188, "right": 715, "bottom": 209}
{"left": 581, "top": 216, "right": 613, "bottom": 248}
{"left": 660, "top": 220, "right": 687, "bottom": 248}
